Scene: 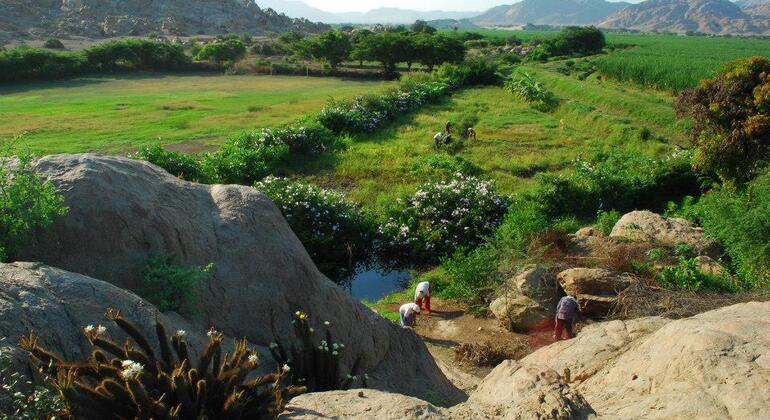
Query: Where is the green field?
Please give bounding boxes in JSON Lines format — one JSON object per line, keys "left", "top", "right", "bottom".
{"left": 0, "top": 73, "right": 393, "bottom": 154}
{"left": 287, "top": 64, "right": 684, "bottom": 210}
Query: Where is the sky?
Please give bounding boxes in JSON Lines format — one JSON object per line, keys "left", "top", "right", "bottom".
{"left": 298, "top": 0, "right": 640, "bottom": 13}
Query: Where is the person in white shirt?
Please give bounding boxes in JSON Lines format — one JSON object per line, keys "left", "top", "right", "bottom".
{"left": 414, "top": 281, "right": 431, "bottom": 314}
{"left": 399, "top": 303, "right": 421, "bottom": 327}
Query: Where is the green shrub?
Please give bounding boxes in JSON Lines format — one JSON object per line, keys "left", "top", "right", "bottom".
{"left": 195, "top": 39, "right": 247, "bottom": 63}
{"left": 659, "top": 256, "right": 737, "bottom": 293}
{"left": 406, "top": 155, "right": 482, "bottom": 179}
{"left": 140, "top": 254, "right": 212, "bottom": 313}
{"left": 437, "top": 57, "right": 503, "bottom": 87}
{"left": 0, "top": 152, "right": 68, "bottom": 262}
{"left": 255, "top": 177, "right": 376, "bottom": 282}
{"left": 134, "top": 144, "right": 207, "bottom": 182}
{"left": 439, "top": 244, "right": 499, "bottom": 301}
{"left": 0, "top": 46, "right": 86, "bottom": 82}
{"left": 0, "top": 342, "right": 64, "bottom": 418}
{"left": 200, "top": 139, "right": 288, "bottom": 185}
{"left": 505, "top": 71, "right": 559, "bottom": 112}
{"left": 42, "top": 38, "right": 65, "bottom": 50}
{"left": 691, "top": 169, "right": 770, "bottom": 288}
{"left": 595, "top": 209, "right": 621, "bottom": 235}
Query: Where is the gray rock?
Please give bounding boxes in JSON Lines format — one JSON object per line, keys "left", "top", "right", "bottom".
{"left": 15, "top": 154, "right": 464, "bottom": 405}
{"left": 557, "top": 268, "right": 632, "bottom": 317}
{"left": 489, "top": 265, "right": 559, "bottom": 332}
{"left": 610, "top": 210, "right": 722, "bottom": 258}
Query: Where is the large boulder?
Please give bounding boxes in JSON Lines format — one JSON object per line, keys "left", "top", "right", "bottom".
{"left": 489, "top": 265, "right": 560, "bottom": 332}
{"left": 15, "top": 154, "right": 463, "bottom": 405}
{"left": 610, "top": 210, "right": 722, "bottom": 258}
{"left": 279, "top": 389, "right": 448, "bottom": 419}
{"left": 0, "top": 262, "right": 211, "bottom": 375}
{"left": 557, "top": 268, "right": 632, "bottom": 317}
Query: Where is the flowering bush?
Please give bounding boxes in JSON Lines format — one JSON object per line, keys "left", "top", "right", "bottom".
{"left": 251, "top": 119, "right": 342, "bottom": 155}
{"left": 255, "top": 177, "right": 376, "bottom": 282}
{"left": 134, "top": 144, "right": 208, "bottom": 182}
{"left": 317, "top": 79, "right": 454, "bottom": 134}
{"left": 200, "top": 137, "right": 289, "bottom": 185}
{"left": 379, "top": 174, "right": 510, "bottom": 266}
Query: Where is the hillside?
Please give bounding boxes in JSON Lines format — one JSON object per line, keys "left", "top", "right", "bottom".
{"left": 257, "top": 0, "right": 479, "bottom": 24}
{"left": 599, "top": 0, "right": 770, "bottom": 34}
{"left": 472, "top": 0, "right": 630, "bottom": 26}
{"left": 0, "top": 0, "right": 327, "bottom": 41}
{"left": 741, "top": 0, "right": 770, "bottom": 16}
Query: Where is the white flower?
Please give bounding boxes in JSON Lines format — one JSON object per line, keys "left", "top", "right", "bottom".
{"left": 120, "top": 360, "right": 144, "bottom": 380}
{"left": 83, "top": 325, "right": 94, "bottom": 334}
{"left": 309, "top": 328, "right": 314, "bottom": 333}
{"left": 324, "top": 321, "right": 330, "bottom": 326}
{"left": 269, "top": 342, "right": 278, "bottom": 349}
{"left": 248, "top": 354, "right": 259, "bottom": 364}
{"left": 281, "top": 364, "right": 291, "bottom": 373}
{"left": 332, "top": 351, "right": 338, "bottom": 356}
{"left": 96, "top": 325, "right": 107, "bottom": 335}
{"left": 176, "top": 330, "right": 187, "bottom": 337}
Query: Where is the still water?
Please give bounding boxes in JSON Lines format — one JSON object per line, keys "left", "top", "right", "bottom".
{"left": 343, "top": 266, "right": 411, "bottom": 301}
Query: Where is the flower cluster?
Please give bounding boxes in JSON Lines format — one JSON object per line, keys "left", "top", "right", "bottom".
{"left": 255, "top": 177, "right": 376, "bottom": 282}
{"left": 317, "top": 79, "right": 454, "bottom": 135}
{"left": 251, "top": 120, "right": 340, "bottom": 155}
{"left": 379, "top": 173, "right": 510, "bottom": 266}
{"left": 119, "top": 360, "right": 144, "bottom": 380}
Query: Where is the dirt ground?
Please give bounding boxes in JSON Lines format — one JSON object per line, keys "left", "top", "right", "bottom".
{"left": 386, "top": 298, "right": 560, "bottom": 381}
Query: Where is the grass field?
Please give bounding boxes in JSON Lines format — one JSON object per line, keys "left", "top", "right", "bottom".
{"left": 0, "top": 73, "right": 393, "bottom": 154}
{"left": 286, "top": 64, "right": 684, "bottom": 212}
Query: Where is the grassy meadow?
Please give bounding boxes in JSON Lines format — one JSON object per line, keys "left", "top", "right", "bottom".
{"left": 0, "top": 73, "right": 393, "bottom": 154}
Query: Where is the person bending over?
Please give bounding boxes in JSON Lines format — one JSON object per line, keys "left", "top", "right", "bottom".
{"left": 554, "top": 294, "right": 580, "bottom": 340}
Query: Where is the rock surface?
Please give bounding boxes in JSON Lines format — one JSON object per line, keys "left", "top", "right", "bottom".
{"left": 0, "top": 0, "right": 327, "bottom": 41}
{"left": 279, "top": 389, "right": 448, "bottom": 419}
{"left": 557, "top": 268, "right": 632, "bottom": 317}
{"left": 489, "top": 265, "right": 560, "bottom": 332}
{"left": 610, "top": 210, "right": 721, "bottom": 258}
{"left": 0, "top": 262, "right": 210, "bottom": 374}
{"left": 15, "top": 154, "right": 463, "bottom": 405}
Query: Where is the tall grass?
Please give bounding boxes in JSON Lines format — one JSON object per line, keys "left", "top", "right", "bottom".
{"left": 596, "top": 33, "right": 770, "bottom": 92}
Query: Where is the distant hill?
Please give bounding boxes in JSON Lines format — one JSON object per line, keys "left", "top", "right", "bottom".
{"left": 0, "top": 0, "right": 328, "bottom": 41}
{"left": 257, "top": 0, "right": 479, "bottom": 24}
{"left": 426, "top": 19, "right": 481, "bottom": 30}
{"left": 739, "top": 0, "right": 770, "bottom": 16}
{"left": 599, "top": 0, "right": 770, "bottom": 34}
{"left": 472, "top": 0, "right": 630, "bottom": 26}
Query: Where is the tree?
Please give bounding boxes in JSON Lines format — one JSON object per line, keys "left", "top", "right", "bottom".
{"left": 351, "top": 31, "right": 410, "bottom": 75}
{"left": 411, "top": 20, "right": 437, "bottom": 34}
{"left": 298, "top": 30, "right": 352, "bottom": 70}
{"left": 540, "top": 26, "right": 606, "bottom": 57}
{"left": 195, "top": 39, "right": 246, "bottom": 63}
{"left": 675, "top": 56, "right": 770, "bottom": 184}
{"left": 415, "top": 33, "right": 466, "bottom": 71}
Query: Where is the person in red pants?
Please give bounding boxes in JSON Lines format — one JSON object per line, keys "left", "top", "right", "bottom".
{"left": 554, "top": 294, "right": 580, "bottom": 340}
{"left": 415, "top": 281, "right": 431, "bottom": 314}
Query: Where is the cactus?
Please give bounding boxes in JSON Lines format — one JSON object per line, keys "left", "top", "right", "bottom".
{"left": 269, "top": 311, "right": 367, "bottom": 392}
{"left": 19, "top": 309, "right": 305, "bottom": 419}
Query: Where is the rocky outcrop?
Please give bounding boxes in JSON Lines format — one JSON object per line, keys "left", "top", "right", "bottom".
{"left": 610, "top": 210, "right": 721, "bottom": 258}
{"left": 282, "top": 302, "right": 770, "bottom": 418}
{"left": 0, "top": 262, "right": 211, "bottom": 374}
{"left": 489, "top": 265, "right": 560, "bottom": 332}
{"left": 279, "top": 389, "right": 448, "bottom": 419}
{"left": 14, "top": 154, "right": 463, "bottom": 405}
{"left": 473, "top": 0, "right": 629, "bottom": 26}
{"left": 0, "top": 0, "right": 328, "bottom": 40}
{"left": 557, "top": 268, "right": 632, "bottom": 317}
{"left": 599, "top": 0, "right": 770, "bottom": 35}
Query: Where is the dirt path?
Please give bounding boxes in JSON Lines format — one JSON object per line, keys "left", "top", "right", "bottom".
{"left": 386, "top": 298, "right": 557, "bottom": 381}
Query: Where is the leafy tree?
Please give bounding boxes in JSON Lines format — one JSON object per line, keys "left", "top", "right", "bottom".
{"left": 42, "top": 38, "right": 65, "bottom": 49}
{"left": 415, "top": 33, "right": 466, "bottom": 71}
{"left": 535, "top": 26, "right": 606, "bottom": 59}
{"left": 195, "top": 39, "right": 247, "bottom": 63}
{"left": 297, "top": 30, "right": 352, "bottom": 70}
{"left": 351, "top": 31, "right": 410, "bottom": 75}
{"left": 675, "top": 56, "right": 770, "bottom": 184}
{"left": 411, "top": 20, "right": 437, "bottom": 34}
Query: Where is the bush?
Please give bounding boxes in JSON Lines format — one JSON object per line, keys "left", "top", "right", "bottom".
{"left": 505, "top": 72, "right": 559, "bottom": 112}
{"left": 20, "top": 311, "right": 302, "bottom": 419}
{"left": 379, "top": 174, "right": 510, "bottom": 266}
{"left": 200, "top": 138, "right": 288, "bottom": 185}
{"left": 595, "top": 209, "right": 621, "bottom": 235}
{"left": 0, "top": 46, "right": 86, "bottom": 82}
{"left": 659, "top": 256, "right": 737, "bottom": 293}
{"left": 134, "top": 144, "right": 207, "bottom": 182}
{"left": 406, "top": 155, "right": 482, "bottom": 179}
{"left": 674, "top": 56, "right": 770, "bottom": 184}
{"left": 140, "top": 254, "right": 212, "bottom": 313}
{"left": 690, "top": 169, "right": 770, "bottom": 288}
{"left": 0, "top": 152, "right": 68, "bottom": 262}
{"left": 530, "top": 149, "right": 700, "bottom": 219}
{"left": 195, "top": 39, "right": 247, "bottom": 63}
{"left": 437, "top": 57, "right": 502, "bottom": 87}
{"left": 531, "top": 26, "right": 606, "bottom": 61}
{"left": 439, "top": 244, "right": 500, "bottom": 301}
{"left": 42, "top": 38, "right": 65, "bottom": 50}
{"left": 246, "top": 120, "right": 341, "bottom": 155}
{"left": 0, "top": 342, "right": 64, "bottom": 418}
{"left": 255, "top": 177, "right": 376, "bottom": 282}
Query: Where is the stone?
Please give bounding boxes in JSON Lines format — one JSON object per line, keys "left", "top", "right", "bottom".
{"left": 279, "top": 389, "right": 448, "bottom": 419}
{"left": 557, "top": 268, "right": 632, "bottom": 317}
{"left": 610, "top": 210, "right": 722, "bottom": 258}
{"left": 694, "top": 255, "right": 729, "bottom": 278}
{"left": 574, "top": 226, "right": 602, "bottom": 238}
{"left": 489, "top": 265, "right": 560, "bottom": 332}
{"left": 15, "top": 154, "right": 463, "bottom": 405}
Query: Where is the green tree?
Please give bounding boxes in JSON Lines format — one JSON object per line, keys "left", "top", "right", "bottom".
{"left": 411, "top": 20, "right": 437, "bottom": 34}
{"left": 351, "top": 31, "right": 409, "bottom": 75}
{"left": 415, "top": 33, "right": 466, "bottom": 71}
{"left": 675, "top": 56, "right": 770, "bottom": 184}
{"left": 298, "top": 30, "right": 352, "bottom": 70}
{"left": 195, "top": 39, "right": 246, "bottom": 63}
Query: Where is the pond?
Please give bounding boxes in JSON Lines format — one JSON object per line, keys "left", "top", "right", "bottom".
{"left": 343, "top": 266, "right": 412, "bottom": 301}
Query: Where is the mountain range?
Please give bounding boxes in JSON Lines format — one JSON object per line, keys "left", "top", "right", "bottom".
{"left": 0, "top": 0, "right": 327, "bottom": 41}
{"left": 256, "top": 0, "right": 479, "bottom": 24}
{"left": 472, "top": 0, "right": 631, "bottom": 26}
{"left": 599, "top": 0, "right": 770, "bottom": 34}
